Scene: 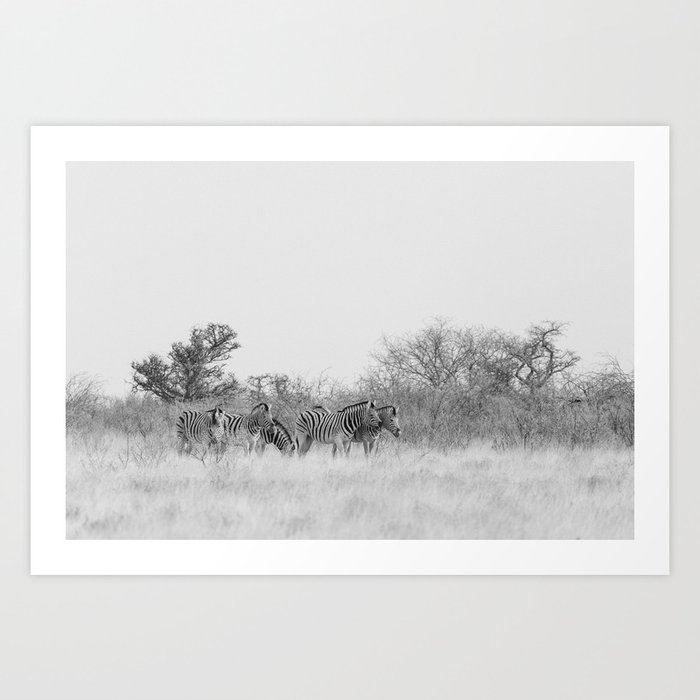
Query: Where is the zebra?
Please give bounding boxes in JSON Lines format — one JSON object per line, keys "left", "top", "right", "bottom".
{"left": 333, "top": 405, "right": 401, "bottom": 456}
{"left": 256, "top": 418, "right": 296, "bottom": 455}
{"left": 175, "top": 406, "right": 227, "bottom": 456}
{"left": 295, "top": 400, "right": 380, "bottom": 456}
{"left": 221, "top": 402, "right": 275, "bottom": 454}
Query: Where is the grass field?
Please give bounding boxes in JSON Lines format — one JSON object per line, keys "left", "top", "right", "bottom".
{"left": 66, "top": 431, "right": 633, "bottom": 539}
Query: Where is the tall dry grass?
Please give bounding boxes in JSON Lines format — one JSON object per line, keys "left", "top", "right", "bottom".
{"left": 66, "top": 428, "right": 633, "bottom": 540}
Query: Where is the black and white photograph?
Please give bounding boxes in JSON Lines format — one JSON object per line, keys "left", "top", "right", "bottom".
{"left": 64, "top": 156, "right": 635, "bottom": 541}
{"left": 30, "top": 124, "right": 668, "bottom": 576}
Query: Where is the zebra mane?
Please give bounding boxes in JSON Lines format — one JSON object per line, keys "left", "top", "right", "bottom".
{"left": 272, "top": 418, "right": 292, "bottom": 441}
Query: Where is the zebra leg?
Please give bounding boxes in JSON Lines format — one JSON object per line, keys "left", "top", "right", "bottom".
{"left": 214, "top": 439, "right": 227, "bottom": 463}
{"left": 333, "top": 437, "right": 346, "bottom": 458}
{"left": 332, "top": 441, "right": 349, "bottom": 457}
{"left": 296, "top": 435, "right": 312, "bottom": 456}
{"left": 179, "top": 437, "right": 194, "bottom": 457}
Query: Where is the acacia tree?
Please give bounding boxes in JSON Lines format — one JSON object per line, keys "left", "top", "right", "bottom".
{"left": 131, "top": 323, "right": 240, "bottom": 403}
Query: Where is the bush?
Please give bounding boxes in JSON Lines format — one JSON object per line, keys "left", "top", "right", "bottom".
{"left": 66, "top": 374, "right": 105, "bottom": 433}
{"left": 67, "top": 321, "right": 634, "bottom": 450}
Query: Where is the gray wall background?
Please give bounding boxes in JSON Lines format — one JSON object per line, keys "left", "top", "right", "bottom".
{"left": 2, "top": 2, "right": 697, "bottom": 699}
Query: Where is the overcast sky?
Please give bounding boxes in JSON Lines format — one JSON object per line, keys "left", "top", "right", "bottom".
{"left": 67, "top": 161, "right": 633, "bottom": 396}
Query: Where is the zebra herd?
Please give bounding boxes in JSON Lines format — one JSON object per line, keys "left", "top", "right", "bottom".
{"left": 175, "top": 400, "right": 401, "bottom": 459}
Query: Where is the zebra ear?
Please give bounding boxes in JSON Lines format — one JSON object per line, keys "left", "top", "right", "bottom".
{"left": 369, "top": 400, "right": 376, "bottom": 408}
{"left": 392, "top": 406, "right": 398, "bottom": 415}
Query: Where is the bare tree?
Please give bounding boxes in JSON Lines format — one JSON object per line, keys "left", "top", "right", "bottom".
{"left": 131, "top": 323, "right": 240, "bottom": 403}
{"left": 372, "top": 318, "right": 480, "bottom": 389}
{"left": 246, "top": 371, "right": 348, "bottom": 422}
{"left": 506, "top": 322, "right": 579, "bottom": 394}
{"left": 246, "top": 373, "right": 310, "bottom": 417}
{"left": 66, "top": 373, "right": 104, "bottom": 429}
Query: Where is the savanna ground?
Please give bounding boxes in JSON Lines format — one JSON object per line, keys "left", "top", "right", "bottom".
{"left": 66, "top": 431, "right": 633, "bottom": 539}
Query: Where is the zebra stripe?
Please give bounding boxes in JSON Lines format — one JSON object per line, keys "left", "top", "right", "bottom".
{"left": 222, "top": 402, "right": 275, "bottom": 454}
{"left": 176, "top": 407, "right": 226, "bottom": 455}
{"left": 257, "top": 419, "right": 296, "bottom": 455}
{"left": 295, "top": 400, "right": 379, "bottom": 456}
{"left": 343, "top": 405, "right": 401, "bottom": 456}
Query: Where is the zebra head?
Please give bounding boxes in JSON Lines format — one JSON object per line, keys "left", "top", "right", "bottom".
{"left": 251, "top": 402, "right": 275, "bottom": 431}
{"left": 272, "top": 418, "right": 296, "bottom": 455}
{"left": 378, "top": 405, "right": 401, "bottom": 437}
{"left": 211, "top": 406, "right": 225, "bottom": 425}
{"left": 366, "top": 401, "right": 381, "bottom": 430}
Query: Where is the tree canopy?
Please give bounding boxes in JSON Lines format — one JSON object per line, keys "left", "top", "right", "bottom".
{"left": 131, "top": 323, "right": 240, "bottom": 403}
{"left": 369, "top": 318, "right": 580, "bottom": 396}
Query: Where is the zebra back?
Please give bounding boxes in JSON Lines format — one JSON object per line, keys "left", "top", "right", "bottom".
{"left": 295, "top": 400, "right": 379, "bottom": 445}
{"left": 222, "top": 412, "right": 243, "bottom": 437}
{"left": 223, "top": 403, "right": 275, "bottom": 440}
{"left": 176, "top": 407, "right": 226, "bottom": 445}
